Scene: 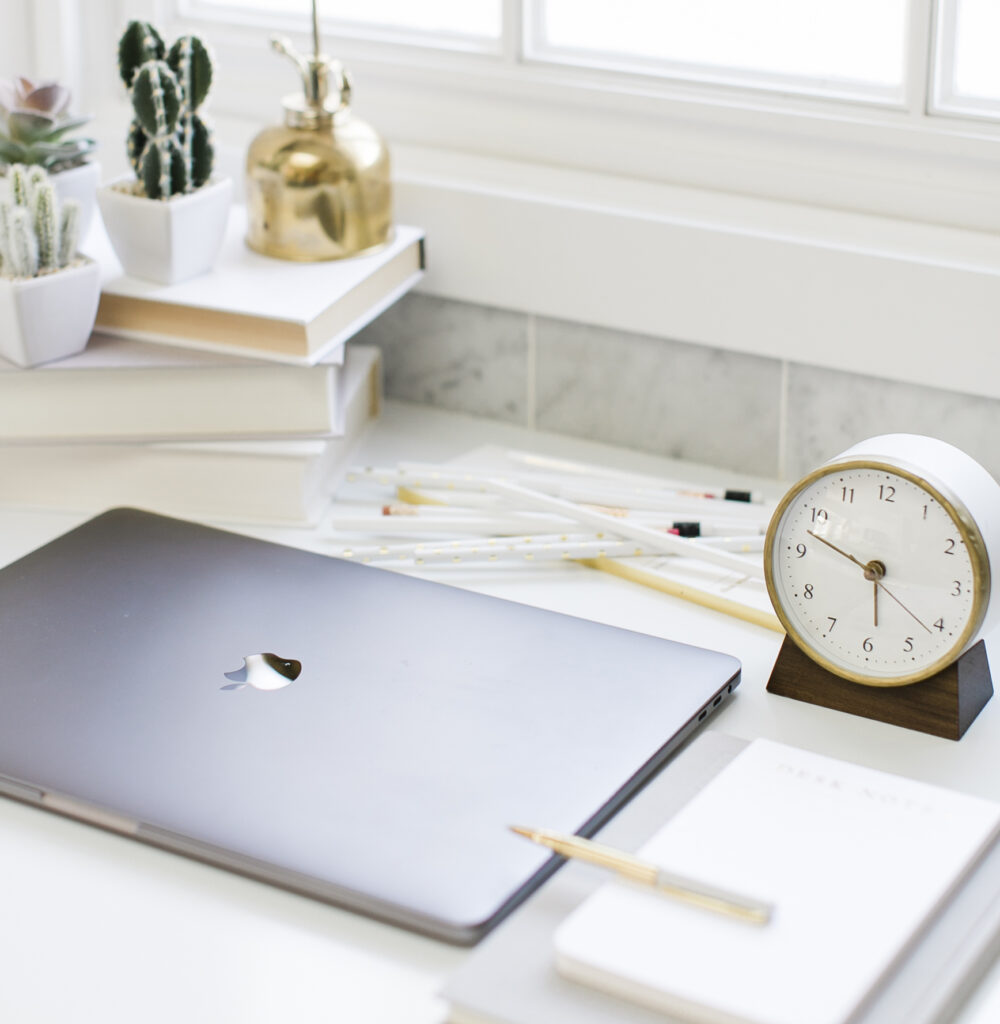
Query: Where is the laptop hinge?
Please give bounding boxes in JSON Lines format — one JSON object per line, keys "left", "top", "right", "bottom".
{"left": 0, "top": 774, "right": 43, "bottom": 803}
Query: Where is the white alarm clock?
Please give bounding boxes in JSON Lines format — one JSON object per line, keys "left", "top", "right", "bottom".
{"left": 764, "top": 435, "right": 1000, "bottom": 687}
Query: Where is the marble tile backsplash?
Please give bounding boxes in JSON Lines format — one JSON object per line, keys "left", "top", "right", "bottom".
{"left": 356, "top": 294, "right": 529, "bottom": 424}
{"left": 784, "top": 365, "right": 1000, "bottom": 482}
{"left": 534, "top": 318, "right": 783, "bottom": 478}
{"left": 354, "top": 293, "right": 1000, "bottom": 482}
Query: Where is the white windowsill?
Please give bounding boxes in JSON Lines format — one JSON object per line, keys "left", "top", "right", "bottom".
{"left": 390, "top": 143, "right": 1000, "bottom": 403}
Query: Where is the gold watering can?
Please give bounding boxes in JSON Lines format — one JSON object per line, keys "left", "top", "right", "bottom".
{"left": 245, "top": 1, "right": 393, "bottom": 260}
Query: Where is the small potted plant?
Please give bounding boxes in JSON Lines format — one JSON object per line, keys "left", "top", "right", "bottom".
{"left": 97, "top": 20, "right": 232, "bottom": 285}
{"left": 0, "top": 78, "right": 99, "bottom": 240}
{"left": 0, "top": 164, "right": 100, "bottom": 368}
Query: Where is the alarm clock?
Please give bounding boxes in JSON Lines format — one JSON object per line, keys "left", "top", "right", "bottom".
{"left": 764, "top": 435, "right": 1000, "bottom": 688}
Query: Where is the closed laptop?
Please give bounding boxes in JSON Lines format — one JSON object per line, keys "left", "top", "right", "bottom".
{"left": 0, "top": 508, "right": 740, "bottom": 943}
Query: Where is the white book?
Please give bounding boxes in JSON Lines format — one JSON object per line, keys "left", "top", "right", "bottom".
{"left": 0, "top": 332, "right": 347, "bottom": 443}
{"left": 89, "top": 206, "right": 424, "bottom": 365}
{"left": 0, "top": 346, "right": 381, "bottom": 526}
{"left": 554, "top": 739, "right": 1000, "bottom": 1024}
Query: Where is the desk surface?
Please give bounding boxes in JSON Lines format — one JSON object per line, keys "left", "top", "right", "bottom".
{"left": 3, "top": 400, "right": 1000, "bottom": 1024}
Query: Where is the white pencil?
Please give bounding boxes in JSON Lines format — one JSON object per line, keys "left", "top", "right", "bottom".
{"left": 501, "top": 449, "right": 766, "bottom": 503}
{"left": 334, "top": 531, "right": 604, "bottom": 561}
{"left": 667, "top": 520, "right": 768, "bottom": 537}
{"left": 328, "top": 511, "right": 573, "bottom": 535}
{"left": 340, "top": 537, "right": 644, "bottom": 566}
{"left": 346, "top": 466, "right": 495, "bottom": 494}
{"left": 557, "top": 481, "right": 771, "bottom": 519}
{"left": 688, "top": 535, "right": 766, "bottom": 553}
{"left": 393, "top": 487, "right": 504, "bottom": 509}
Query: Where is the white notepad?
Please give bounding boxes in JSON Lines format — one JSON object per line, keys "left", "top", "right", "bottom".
{"left": 554, "top": 739, "right": 1000, "bottom": 1024}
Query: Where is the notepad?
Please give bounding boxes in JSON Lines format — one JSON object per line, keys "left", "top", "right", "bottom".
{"left": 554, "top": 739, "right": 1000, "bottom": 1024}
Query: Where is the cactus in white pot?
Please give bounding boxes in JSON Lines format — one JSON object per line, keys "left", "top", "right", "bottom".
{"left": 0, "top": 164, "right": 81, "bottom": 277}
{"left": 118, "top": 22, "right": 216, "bottom": 200}
{"left": 0, "top": 164, "right": 100, "bottom": 368}
{"left": 97, "top": 20, "right": 232, "bottom": 284}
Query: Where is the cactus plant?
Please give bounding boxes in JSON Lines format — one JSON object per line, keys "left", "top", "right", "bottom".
{"left": 117, "top": 20, "right": 166, "bottom": 88}
{"left": 0, "top": 164, "right": 81, "bottom": 279}
{"left": 0, "top": 77, "right": 96, "bottom": 171}
{"left": 118, "top": 20, "right": 215, "bottom": 200}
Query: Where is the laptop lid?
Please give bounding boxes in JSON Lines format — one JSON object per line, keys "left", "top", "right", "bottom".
{"left": 0, "top": 508, "right": 740, "bottom": 944}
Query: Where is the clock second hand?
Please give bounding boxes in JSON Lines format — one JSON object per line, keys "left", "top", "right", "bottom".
{"left": 807, "top": 530, "right": 932, "bottom": 634}
{"left": 875, "top": 579, "right": 933, "bottom": 634}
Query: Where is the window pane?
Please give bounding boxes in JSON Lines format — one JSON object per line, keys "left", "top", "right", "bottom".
{"left": 950, "top": 0, "right": 1000, "bottom": 102}
{"left": 194, "top": 0, "right": 501, "bottom": 40}
{"left": 535, "top": 0, "right": 906, "bottom": 98}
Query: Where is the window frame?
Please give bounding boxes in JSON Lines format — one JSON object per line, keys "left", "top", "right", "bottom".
{"left": 930, "top": 0, "right": 1000, "bottom": 121}
{"left": 132, "top": 0, "right": 1000, "bottom": 231}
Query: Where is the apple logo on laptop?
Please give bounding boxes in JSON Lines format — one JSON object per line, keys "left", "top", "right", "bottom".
{"left": 221, "top": 653, "right": 302, "bottom": 691}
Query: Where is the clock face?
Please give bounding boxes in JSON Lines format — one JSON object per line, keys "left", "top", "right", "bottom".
{"left": 765, "top": 460, "right": 989, "bottom": 686}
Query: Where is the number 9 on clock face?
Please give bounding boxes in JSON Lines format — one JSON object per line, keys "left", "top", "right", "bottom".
{"left": 764, "top": 457, "right": 991, "bottom": 687}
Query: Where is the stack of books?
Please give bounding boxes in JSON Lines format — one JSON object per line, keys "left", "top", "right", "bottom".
{"left": 0, "top": 209, "right": 425, "bottom": 526}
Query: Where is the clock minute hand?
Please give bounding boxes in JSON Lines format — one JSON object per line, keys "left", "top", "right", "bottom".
{"left": 806, "top": 530, "right": 869, "bottom": 573}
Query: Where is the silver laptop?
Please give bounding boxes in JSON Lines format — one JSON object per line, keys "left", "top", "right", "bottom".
{"left": 0, "top": 508, "right": 740, "bottom": 944}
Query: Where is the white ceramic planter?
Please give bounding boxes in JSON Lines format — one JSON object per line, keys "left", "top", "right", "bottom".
{"left": 0, "top": 258, "right": 101, "bottom": 368}
{"left": 97, "top": 176, "right": 233, "bottom": 285}
{"left": 52, "top": 161, "right": 101, "bottom": 244}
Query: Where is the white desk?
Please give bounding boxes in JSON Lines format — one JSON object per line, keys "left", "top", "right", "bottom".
{"left": 2, "top": 400, "right": 999, "bottom": 1024}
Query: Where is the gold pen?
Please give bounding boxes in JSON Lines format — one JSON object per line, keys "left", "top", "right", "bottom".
{"left": 510, "top": 825, "right": 773, "bottom": 926}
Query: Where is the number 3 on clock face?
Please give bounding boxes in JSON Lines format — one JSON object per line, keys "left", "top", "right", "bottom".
{"left": 764, "top": 455, "right": 992, "bottom": 688}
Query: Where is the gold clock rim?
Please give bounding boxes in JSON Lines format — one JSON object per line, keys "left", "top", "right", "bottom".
{"left": 763, "top": 457, "right": 991, "bottom": 688}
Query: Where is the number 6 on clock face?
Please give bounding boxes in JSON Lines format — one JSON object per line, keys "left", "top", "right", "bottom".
{"left": 764, "top": 436, "right": 1000, "bottom": 688}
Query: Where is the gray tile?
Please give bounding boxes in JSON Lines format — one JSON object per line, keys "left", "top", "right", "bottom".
{"left": 535, "top": 318, "right": 783, "bottom": 477}
{"left": 353, "top": 294, "right": 530, "bottom": 424}
{"left": 786, "top": 363, "right": 1000, "bottom": 482}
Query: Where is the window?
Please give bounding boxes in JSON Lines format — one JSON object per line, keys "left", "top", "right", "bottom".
{"left": 192, "top": 0, "right": 502, "bottom": 49}
{"left": 180, "top": 0, "right": 1000, "bottom": 121}
{"left": 934, "top": 0, "right": 1000, "bottom": 118}
{"left": 531, "top": 0, "right": 908, "bottom": 104}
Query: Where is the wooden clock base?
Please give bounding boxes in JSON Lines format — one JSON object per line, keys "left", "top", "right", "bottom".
{"left": 766, "top": 637, "right": 993, "bottom": 740}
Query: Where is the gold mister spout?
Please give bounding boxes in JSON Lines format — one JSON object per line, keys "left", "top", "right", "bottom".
{"left": 270, "top": 11, "right": 352, "bottom": 129}
{"left": 244, "top": 0, "right": 393, "bottom": 260}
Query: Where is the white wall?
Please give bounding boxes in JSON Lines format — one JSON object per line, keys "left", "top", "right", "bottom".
{"left": 0, "top": 5, "right": 34, "bottom": 81}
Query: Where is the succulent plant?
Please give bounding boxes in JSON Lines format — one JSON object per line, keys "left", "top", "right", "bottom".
{"left": 0, "top": 78, "right": 96, "bottom": 172}
{"left": 0, "top": 164, "right": 81, "bottom": 279}
{"left": 118, "top": 20, "right": 216, "bottom": 200}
